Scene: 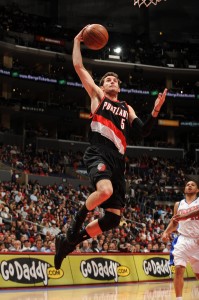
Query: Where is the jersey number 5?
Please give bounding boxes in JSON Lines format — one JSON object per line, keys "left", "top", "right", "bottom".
{"left": 121, "top": 118, "right": 125, "bottom": 130}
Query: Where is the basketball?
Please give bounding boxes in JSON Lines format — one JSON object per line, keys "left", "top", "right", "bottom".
{"left": 82, "top": 24, "right": 109, "bottom": 50}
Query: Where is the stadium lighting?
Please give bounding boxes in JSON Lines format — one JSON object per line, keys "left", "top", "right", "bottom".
{"left": 113, "top": 47, "right": 122, "bottom": 54}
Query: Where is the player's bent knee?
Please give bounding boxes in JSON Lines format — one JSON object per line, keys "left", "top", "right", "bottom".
{"left": 101, "top": 188, "right": 113, "bottom": 199}
{"left": 97, "top": 181, "right": 113, "bottom": 200}
{"left": 98, "top": 211, "right": 121, "bottom": 232}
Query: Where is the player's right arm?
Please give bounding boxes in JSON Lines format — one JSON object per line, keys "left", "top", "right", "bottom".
{"left": 173, "top": 207, "right": 199, "bottom": 221}
{"left": 72, "top": 29, "right": 104, "bottom": 111}
{"left": 161, "top": 202, "right": 179, "bottom": 242}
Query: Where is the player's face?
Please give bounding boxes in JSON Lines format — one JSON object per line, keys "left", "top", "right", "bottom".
{"left": 101, "top": 76, "right": 120, "bottom": 94}
{"left": 184, "top": 181, "right": 199, "bottom": 195}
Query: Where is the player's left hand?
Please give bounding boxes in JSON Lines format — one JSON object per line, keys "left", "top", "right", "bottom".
{"left": 161, "top": 231, "right": 170, "bottom": 242}
{"left": 153, "top": 88, "right": 167, "bottom": 112}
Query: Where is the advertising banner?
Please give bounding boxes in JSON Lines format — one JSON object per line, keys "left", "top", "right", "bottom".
{"left": 35, "top": 35, "right": 65, "bottom": 46}
{"left": 134, "top": 254, "right": 192, "bottom": 281}
{"left": 0, "top": 253, "right": 195, "bottom": 288}
{"left": 69, "top": 254, "right": 138, "bottom": 284}
{"left": 134, "top": 254, "right": 173, "bottom": 281}
{"left": 0, "top": 254, "right": 73, "bottom": 288}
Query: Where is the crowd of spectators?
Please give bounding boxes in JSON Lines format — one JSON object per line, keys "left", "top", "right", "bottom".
{"left": 0, "top": 143, "right": 198, "bottom": 254}
{"left": 1, "top": 143, "right": 198, "bottom": 194}
{"left": 1, "top": 142, "right": 198, "bottom": 179}
{"left": 0, "top": 178, "right": 173, "bottom": 254}
{"left": 0, "top": 144, "right": 84, "bottom": 177}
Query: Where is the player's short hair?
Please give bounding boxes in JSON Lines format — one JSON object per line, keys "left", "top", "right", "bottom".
{"left": 99, "top": 72, "right": 122, "bottom": 87}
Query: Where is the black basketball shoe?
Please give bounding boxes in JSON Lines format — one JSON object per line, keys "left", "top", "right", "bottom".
{"left": 54, "top": 234, "right": 76, "bottom": 270}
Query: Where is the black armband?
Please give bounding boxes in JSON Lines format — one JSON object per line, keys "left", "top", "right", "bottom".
{"left": 132, "top": 115, "right": 156, "bottom": 137}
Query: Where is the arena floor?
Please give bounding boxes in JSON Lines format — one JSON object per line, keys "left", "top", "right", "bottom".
{"left": 1, "top": 280, "right": 199, "bottom": 300}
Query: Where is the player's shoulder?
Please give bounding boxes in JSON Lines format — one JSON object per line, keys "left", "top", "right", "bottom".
{"left": 174, "top": 200, "right": 184, "bottom": 210}
{"left": 178, "top": 198, "right": 187, "bottom": 207}
{"left": 174, "top": 201, "right": 180, "bottom": 208}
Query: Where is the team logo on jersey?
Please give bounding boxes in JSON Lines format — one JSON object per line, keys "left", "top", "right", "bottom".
{"left": 97, "top": 163, "right": 106, "bottom": 172}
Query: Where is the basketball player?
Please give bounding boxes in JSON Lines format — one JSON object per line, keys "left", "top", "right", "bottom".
{"left": 162, "top": 180, "right": 199, "bottom": 300}
{"left": 54, "top": 27, "right": 167, "bottom": 270}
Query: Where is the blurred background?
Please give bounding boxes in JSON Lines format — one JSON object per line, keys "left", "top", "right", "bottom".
{"left": 0, "top": 0, "right": 198, "bottom": 158}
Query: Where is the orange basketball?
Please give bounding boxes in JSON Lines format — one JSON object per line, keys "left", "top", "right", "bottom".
{"left": 82, "top": 24, "right": 109, "bottom": 50}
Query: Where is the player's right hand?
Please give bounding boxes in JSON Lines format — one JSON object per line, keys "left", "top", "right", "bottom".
{"left": 172, "top": 214, "right": 187, "bottom": 222}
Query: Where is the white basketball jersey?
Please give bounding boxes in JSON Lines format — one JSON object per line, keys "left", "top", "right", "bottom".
{"left": 177, "top": 197, "right": 199, "bottom": 238}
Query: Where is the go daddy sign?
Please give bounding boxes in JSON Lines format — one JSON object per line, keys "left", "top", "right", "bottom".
{"left": 2, "top": 253, "right": 194, "bottom": 288}
{"left": 70, "top": 255, "right": 138, "bottom": 284}
{"left": 80, "top": 257, "right": 130, "bottom": 282}
{"left": 0, "top": 254, "right": 69, "bottom": 288}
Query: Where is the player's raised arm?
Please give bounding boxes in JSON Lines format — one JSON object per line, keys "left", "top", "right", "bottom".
{"left": 72, "top": 28, "right": 103, "bottom": 101}
{"left": 129, "top": 88, "right": 168, "bottom": 137}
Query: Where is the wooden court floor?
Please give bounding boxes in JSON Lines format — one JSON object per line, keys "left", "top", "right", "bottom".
{"left": 1, "top": 280, "right": 199, "bottom": 300}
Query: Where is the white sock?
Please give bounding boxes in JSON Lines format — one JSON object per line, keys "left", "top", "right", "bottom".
{"left": 176, "top": 297, "right": 182, "bottom": 300}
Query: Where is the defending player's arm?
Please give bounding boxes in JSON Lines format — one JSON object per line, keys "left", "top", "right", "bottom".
{"left": 161, "top": 201, "right": 179, "bottom": 242}
{"left": 128, "top": 89, "right": 167, "bottom": 137}
{"left": 173, "top": 207, "right": 199, "bottom": 222}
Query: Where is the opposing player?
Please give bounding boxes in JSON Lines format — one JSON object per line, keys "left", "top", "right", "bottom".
{"left": 54, "top": 26, "right": 167, "bottom": 270}
{"left": 162, "top": 180, "right": 199, "bottom": 300}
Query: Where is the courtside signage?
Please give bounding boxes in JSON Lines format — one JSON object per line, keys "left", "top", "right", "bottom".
{"left": 142, "top": 257, "right": 171, "bottom": 277}
{"left": 70, "top": 255, "right": 138, "bottom": 284}
{"left": 80, "top": 257, "right": 130, "bottom": 282}
{"left": 0, "top": 257, "right": 63, "bottom": 285}
{"left": 0, "top": 254, "right": 73, "bottom": 288}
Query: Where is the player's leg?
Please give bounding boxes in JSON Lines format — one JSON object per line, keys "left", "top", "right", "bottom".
{"left": 67, "top": 178, "right": 113, "bottom": 243}
{"left": 68, "top": 209, "right": 121, "bottom": 246}
{"left": 54, "top": 177, "right": 114, "bottom": 270}
{"left": 190, "top": 252, "right": 199, "bottom": 280}
{"left": 173, "top": 265, "right": 185, "bottom": 298}
{"left": 54, "top": 147, "right": 123, "bottom": 270}
{"left": 67, "top": 143, "right": 114, "bottom": 243}
{"left": 54, "top": 209, "right": 121, "bottom": 270}
{"left": 172, "top": 235, "right": 192, "bottom": 299}
{"left": 86, "top": 208, "right": 120, "bottom": 236}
